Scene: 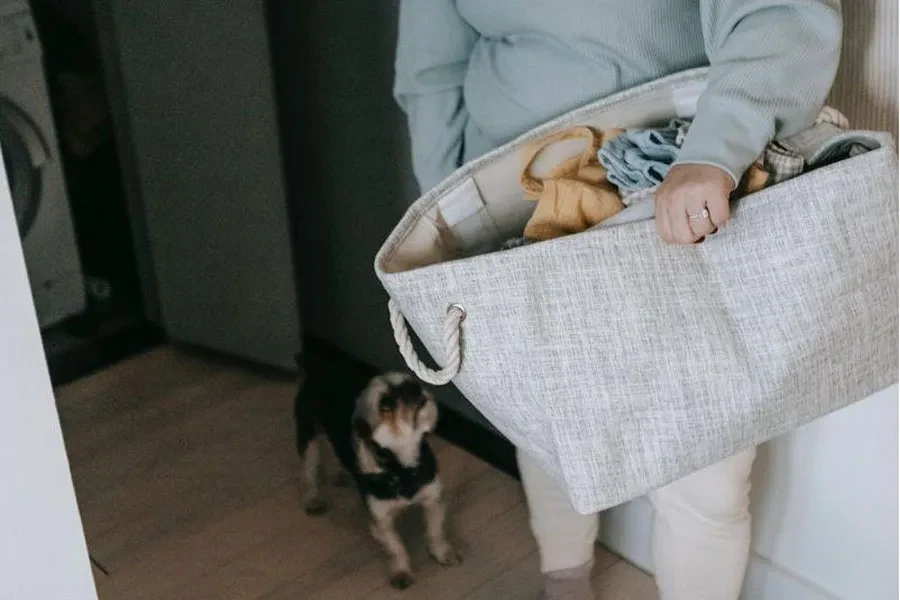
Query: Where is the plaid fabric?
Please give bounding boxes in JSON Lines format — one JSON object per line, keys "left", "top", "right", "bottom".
{"left": 763, "top": 141, "right": 805, "bottom": 184}
{"left": 763, "top": 107, "right": 852, "bottom": 184}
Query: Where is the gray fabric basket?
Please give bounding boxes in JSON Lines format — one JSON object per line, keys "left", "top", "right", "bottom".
{"left": 374, "top": 69, "right": 899, "bottom": 514}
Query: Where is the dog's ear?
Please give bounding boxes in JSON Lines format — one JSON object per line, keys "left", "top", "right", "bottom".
{"left": 353, "top": 417, "right": 373, "bottom": 440}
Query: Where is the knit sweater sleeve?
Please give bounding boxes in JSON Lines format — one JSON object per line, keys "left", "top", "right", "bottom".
{"left": 675, "top": 0, "right": 843, "bottom": 186}
{"left": 393, "top": 0, "right": 478, "bottom": 193}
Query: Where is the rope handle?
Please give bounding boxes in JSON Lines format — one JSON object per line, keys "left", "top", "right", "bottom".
{"left": 388, "top": 299, "right": 465, "bottom": 386}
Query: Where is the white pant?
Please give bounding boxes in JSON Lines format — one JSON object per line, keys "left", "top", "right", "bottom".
{"left": 518, "top": 447, "right": 756, "bottom": 600}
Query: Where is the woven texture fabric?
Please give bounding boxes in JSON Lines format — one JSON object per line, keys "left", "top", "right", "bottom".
{"left": 375, "top": 70, "right": 899, "bottom": 514}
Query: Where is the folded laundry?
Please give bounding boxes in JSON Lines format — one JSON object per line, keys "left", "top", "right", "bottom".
{"left": 597, "top": 118, "right": 691, "bottom": 191}
{"left": 520, "top": 126, "right": 625, "bottom": 241}
{"left": 763, "top": 141, "right": 805, "bottom": 185}
{"left": 600, "top": 107, "right": 850, "bottom": 194}
{"left": 815, "top": 105, "right": 850, "bottom": 130}
{"left": 807, "top": 133, "right": 875, "bottom": 166}
{"left": 763, "top": 109, "right": 863, "bottom": 184}
{"left": 500, "top": 107, "right": 857, "bottom": 251}
{"left": 737, "top": 160, "right": 771, "bottom": 196}
{"left": 499, "top": 236, "right": 536, "bottom": 251}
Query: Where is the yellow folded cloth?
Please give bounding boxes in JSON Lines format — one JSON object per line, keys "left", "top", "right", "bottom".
{"left": 520, "top": 127, "right": 625, "bottom": 241}
{"left": 737, "top": 160, "right": 770, "bottom": 196}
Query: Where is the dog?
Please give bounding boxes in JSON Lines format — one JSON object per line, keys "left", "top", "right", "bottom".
{"left": 294, "top": 352, "right": 461, "bottom": 589}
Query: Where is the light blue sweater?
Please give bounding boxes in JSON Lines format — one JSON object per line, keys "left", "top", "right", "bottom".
{"left": 393, "top": 0, "right": 842, "bottom": 193}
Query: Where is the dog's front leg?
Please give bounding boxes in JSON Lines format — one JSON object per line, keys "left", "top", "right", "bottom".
{"left": 301, "top": 438, "right": 328, "bottom": 515}
{"left": 368, "top": 499, "right": 414, "bottom": 589}
{"left": 420, "top": 480, "right": 462, "bottom": 566}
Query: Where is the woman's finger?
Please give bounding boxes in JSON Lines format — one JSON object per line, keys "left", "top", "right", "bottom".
{"left": 706, "top": 193, "right": 731, "bottom": 227}
{"left": 656, "top": 195, "right": 674, "bottom": 243}
{"left": 669, "top": 195, "right": 700, "bottom": 245}
{"left": 687, "top": 206, "right": 716, "bottom": 239}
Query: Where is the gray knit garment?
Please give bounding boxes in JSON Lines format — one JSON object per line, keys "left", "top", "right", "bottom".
{"left": 394, "top": 0, "right": 842, "bottom": 192}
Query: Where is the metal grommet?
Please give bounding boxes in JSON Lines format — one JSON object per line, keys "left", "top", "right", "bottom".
{"left": 447, "top": 303, "right": 467, "bottom": 322}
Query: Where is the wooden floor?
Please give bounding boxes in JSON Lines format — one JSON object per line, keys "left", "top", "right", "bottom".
{"left": 57, "top": 346, "right": 657, "bottom": 599}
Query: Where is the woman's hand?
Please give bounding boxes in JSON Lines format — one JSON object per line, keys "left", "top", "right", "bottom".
{"left": 655, "top": 164, "right": 734, "bottom": 244}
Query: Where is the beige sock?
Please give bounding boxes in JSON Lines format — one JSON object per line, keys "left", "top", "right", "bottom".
{"left": 541, "top": 560, "right": 594, "bottom": 600}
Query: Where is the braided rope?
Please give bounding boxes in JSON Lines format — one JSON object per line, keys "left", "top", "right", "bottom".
{"left": 388, "top": 299, "right": 464, "bottom": 385}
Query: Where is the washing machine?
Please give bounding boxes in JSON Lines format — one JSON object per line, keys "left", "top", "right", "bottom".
{"left": 0, "top": 0, "right": 85, "bottom": 329}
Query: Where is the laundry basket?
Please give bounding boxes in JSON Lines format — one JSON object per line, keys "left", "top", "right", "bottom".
{"left": 374, "top": 68, "right": 899, "bottom": 514}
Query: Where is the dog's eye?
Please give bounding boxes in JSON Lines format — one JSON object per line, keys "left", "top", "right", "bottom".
{"left": 379, "top": 406, "right": 392, "bottom": 414}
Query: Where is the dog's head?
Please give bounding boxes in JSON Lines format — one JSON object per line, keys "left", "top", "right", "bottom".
{"left": 355, "top": 372, "right": 437, "bottom": 446}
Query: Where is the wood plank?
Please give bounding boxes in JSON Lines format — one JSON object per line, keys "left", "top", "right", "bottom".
{"left": 465, "top": 545, "right": 622, "bottom": 600}
{"left": 78, "top": 380, "right": 298, "bottom": 568}
{"left": 261, "top": 451, "right": 520, "bottom": 599}
{"left": 592, "top": 560, "right": 658, "bottom": 599}
{"left": 56, "top": 347, "right": 655, "bottom": 600}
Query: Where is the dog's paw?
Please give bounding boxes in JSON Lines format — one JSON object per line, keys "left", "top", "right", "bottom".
{"left": 303, "top": 496, "right": 329, "bottom": 516}
{"left": 429, "top": 544, "right": 463, "bottom": 567}
{"left": 333, "top": 471, "right": 353, "bottom": 488}
{"left": 389, "top": 571, "right": 415, "bottom": 590}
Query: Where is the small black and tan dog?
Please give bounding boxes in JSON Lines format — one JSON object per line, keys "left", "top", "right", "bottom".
{"left": 294, "top": 352, "right": 461, "bottom": 589}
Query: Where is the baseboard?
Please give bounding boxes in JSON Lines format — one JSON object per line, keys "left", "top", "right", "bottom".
{"left": 600, "top": 497, "right": 840, "bottom": 600}
{"left": 743, "top": 558, "right": 841, "bottom": 600}
{"left": 302, "top": 336, "right": 520, "bottom": 479}
{"left": 44, "top": 318, "right": 164, "bottom": 386}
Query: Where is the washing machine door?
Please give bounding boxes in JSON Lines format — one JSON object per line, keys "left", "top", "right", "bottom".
{"left": 0, "top": 99, "right": 48, "bottom": 239}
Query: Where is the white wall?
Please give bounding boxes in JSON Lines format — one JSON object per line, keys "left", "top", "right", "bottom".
{"left": 602, "top": 387, "right": 899, "bottom": 600}
{"left": 0, "top": 157, "right": 96, "bottom": 595}
{"left": 749, "top": 386, "right": 898, "bottom": 599}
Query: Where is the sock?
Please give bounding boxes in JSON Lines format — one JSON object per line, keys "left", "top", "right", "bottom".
{"left": 542, "top": 560, "right": 594, "bottom": 600}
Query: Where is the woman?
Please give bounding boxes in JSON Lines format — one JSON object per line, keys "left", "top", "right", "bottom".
{"left": 393, "top": 2, "right": 842, "bottom": 598}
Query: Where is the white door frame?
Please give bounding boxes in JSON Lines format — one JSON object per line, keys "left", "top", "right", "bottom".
{"left": 0, "top": 150, "right": 96, "bottom": 599}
